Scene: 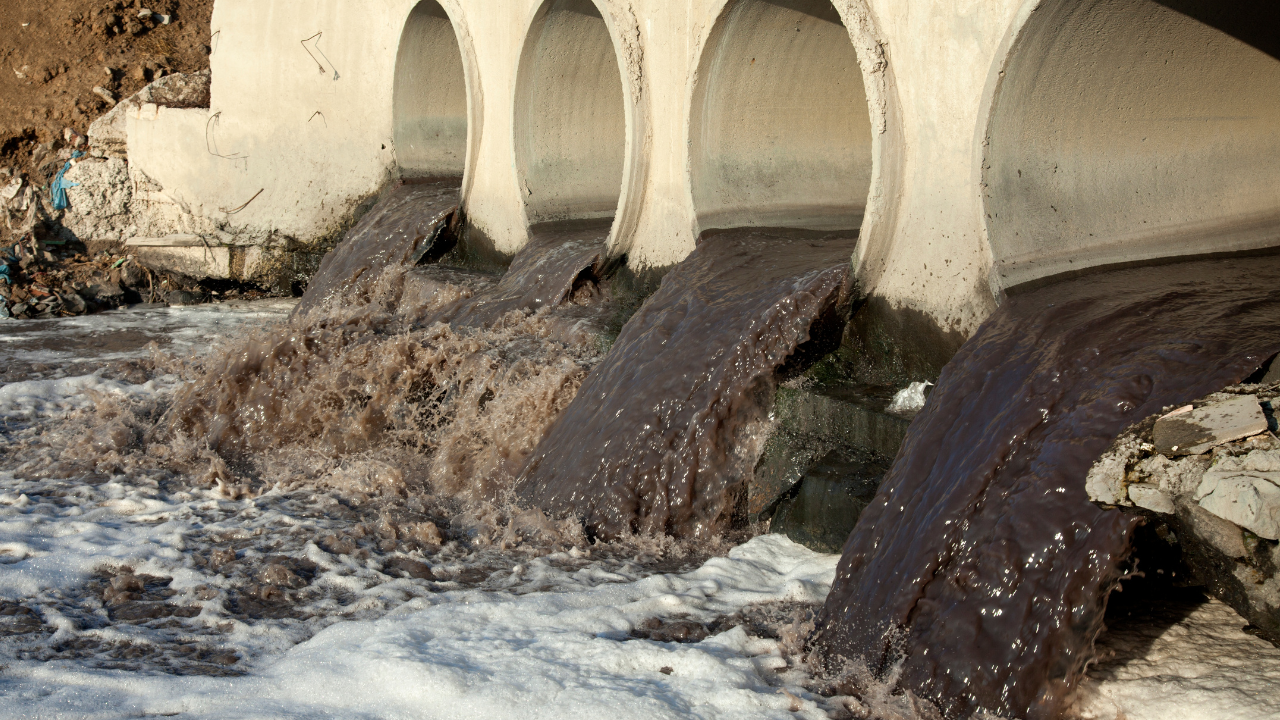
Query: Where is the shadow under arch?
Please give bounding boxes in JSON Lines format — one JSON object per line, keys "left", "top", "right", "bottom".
{"left": 513, "top": 0, "right": 645, "bottom": 247}
{"left": 983, "top": 0, "right": 1280, "bottom": 292}
{"left": 688, "top": 0, "right": 877, "bottom": 234}
{"left": 393, "top": 0, "right": 478, "bottom": 188}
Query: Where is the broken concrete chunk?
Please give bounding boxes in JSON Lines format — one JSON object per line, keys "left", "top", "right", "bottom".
{"left": 1085, "top": 436, "right": 1140, "bottom": 505}
{"left": 1153, "top": 394, "right": 1268, "bottom": 455}
{"left": 89, "top": 71, "right": 212, "bottom": 158}
{"left": 92, "top": 86, "right": 118, "bottom": 105}
{"left": 1195, "top": 470, "right": 1280, "bottom": 540}
{"left": 1127, "top": 483, "right": 1175, "bottom": 514}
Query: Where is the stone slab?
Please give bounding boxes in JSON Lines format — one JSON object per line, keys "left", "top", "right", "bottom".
{"left": 132, "top": 246, "right": 231, "bottom": 279}
{"left": 126, "top": 234, "right": 206, "bottom": 247}
{"left": 1196, "top": 470, "right": 1280, "bottom": 540}
{"left": 1153, "top": 394, "right": 1268, "bottom": 455}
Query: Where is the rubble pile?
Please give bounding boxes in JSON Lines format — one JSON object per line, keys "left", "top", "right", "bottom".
{"left": 1088, "top": 367, "right": 1280, "bottom": 644}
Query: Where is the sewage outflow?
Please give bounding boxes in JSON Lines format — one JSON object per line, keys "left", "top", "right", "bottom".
{"left": 182, "top": 182, "right": 1280, "bottom": 718}
{"left": 814, "top": 255, "right": 1280, "bottom": 719}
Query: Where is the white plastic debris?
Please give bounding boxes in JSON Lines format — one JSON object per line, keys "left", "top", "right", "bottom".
{"left": 0, "top": 176, "right": 23, "bottom": 204}
{"left": 886, "top": 381, "right": 933, "bottom": 418}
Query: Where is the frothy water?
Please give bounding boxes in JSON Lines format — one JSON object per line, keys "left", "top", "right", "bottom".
{"left": 815, "top": 255, "right": 1280, "bottom": 719}
{"left": 4, "top": 179, "right": 1280, "bottom": 719}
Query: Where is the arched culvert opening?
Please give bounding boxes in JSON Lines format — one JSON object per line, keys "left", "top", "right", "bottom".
{"left": 514, "top": 0, "right": 627, "bottom": 226}
{"left": 393, "top": 1, "right": 469, "bottom": 179}
{"left": 985, "top": 0, "right": 1280, "bottom": 290}
{"left": 690, "top": 0, "right": 874, "bottom": 233}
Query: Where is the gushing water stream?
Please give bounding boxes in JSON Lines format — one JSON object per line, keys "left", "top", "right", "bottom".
{"left": 814, "top": 254, "right": 1280, "bottom": 720}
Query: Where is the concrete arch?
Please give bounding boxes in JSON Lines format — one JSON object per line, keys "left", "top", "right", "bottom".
{"left": 513, "top": 0, "right": 644, "bottom": 233}
{"left": 392, "top": 0, "right": 481, "bottom": 190}
{"left": 689, "top": 0, "right": 878, "bottom": 234}
{"left": 983, "top": 0, "right": 1280, "bottom": 290}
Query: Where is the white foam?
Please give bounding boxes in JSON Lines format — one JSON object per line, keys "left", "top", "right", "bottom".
{"left": 0, "top": 533, "right": 837, "bottom": 720}
{"left": 0, "top": 374, "right": 179, "bottom": 419}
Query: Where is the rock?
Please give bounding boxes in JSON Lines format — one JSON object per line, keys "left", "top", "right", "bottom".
{"left": 406, "top": 521, "right": 443, "bottom": 546}
{"left": 110, "top": 601, "right": 177, "bottom": 621}
{"left": 1086, "top": 436, "right": 1141, "bottom": 505}
{"left": 1195, "top": 470, "right": 1280, "bottom": 540}
{"left": 60, "top": 292, "right": 87, "bottom": 315}
{"left": 259, "top": 563, "right": 306, "bottom": 589}
{"left": 1088, "top": 402, "right": 1280, "bottom": 645}
{"left": 1153, "top": 394, "right": 1268, "bottom": 455}
{"left": 165, "top": 289, "right": 203, "bottom": 306}
{"left": 209, "top": 548, "right": 238, "bottom": 569}
{"left": 79, "top": 279, "right": 125, "bottom": 305}
{"left": 61, "top": 157, "right": 132, "bottom": 243}
{"left": 1127, "top": 482, "right": 1175, "bottom": 514}
{"left": 111, "top": 573, "right": 146, "bottom": 593}
{"left": 92, "top": 86, "right": 118, "bottom": 105}
{"left": 119, "top": 262, "right": 149, "bottom": 288}
{"left": 63, "top": 127, "right": 86, "bottom": 149}
{"left": 751, "top": 383, "right": 909, "bottom": 518}
{"left": 769, "top": 448, "right": 889, "bottom": 553}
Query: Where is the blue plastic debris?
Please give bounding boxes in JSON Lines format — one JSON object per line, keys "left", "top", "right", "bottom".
{"left": 50, "top": 150, "right": 85, "bottom": 211}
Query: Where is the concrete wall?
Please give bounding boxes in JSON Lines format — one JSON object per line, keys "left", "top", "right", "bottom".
{"left": 983, "top": 0, "right": 1280, "bottom": 291}
{"left": 125, "top": 0, "right": 1280, "bottom": 341}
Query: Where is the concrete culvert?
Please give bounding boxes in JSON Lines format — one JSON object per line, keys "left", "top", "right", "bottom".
{"left": 690, "top": 0, "right": 873, "bottom": 233}
{"left": 515, "top": 0, "right": 627, "bottom": 225}
{"left": 393, "top": 1, "right": 469, "bottom": 178}
{"left": 985, "top": 0, "right": 1280, "bottom": 290}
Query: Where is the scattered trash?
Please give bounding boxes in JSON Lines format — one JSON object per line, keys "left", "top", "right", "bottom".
{"left": 0, "top": 176, "right": 23, "bottom": 204}
{"left": 50, "top": 151, "right": 84, "bottom": 211}
{"left": 886, "top": 381, "right": 935, "bottom": 418}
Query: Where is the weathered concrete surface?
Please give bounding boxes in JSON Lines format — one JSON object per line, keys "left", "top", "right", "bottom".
{"left": 983, "top": 0, "right": 1280, "bottom": 291}
{"left": 117, "top": 0, "right": 1280, "bottom": 341}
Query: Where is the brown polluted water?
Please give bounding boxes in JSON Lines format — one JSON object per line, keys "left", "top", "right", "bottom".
{"left": 292, "top": 179, "right": 461, "bottom": 319}
{"left": 517, "top": 228, "right": 857, "bottom": 540}
{"left": 168, "top": 182, "right": 613, "bottom": 503}
{"left": 445, "top": 220, "right": 610, "bottom": 329}
{"left": 813, "top": 254, "right": 1280, "bottom": 720}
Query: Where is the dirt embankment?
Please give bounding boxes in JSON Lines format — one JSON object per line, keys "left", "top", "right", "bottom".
{"left": 0, "top": 0, "right": 213, "bottom": 188}
{"left": 0, "top": 1, "right": 282, "bottom": 319}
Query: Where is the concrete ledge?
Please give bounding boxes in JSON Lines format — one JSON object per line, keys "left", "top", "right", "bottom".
{"left": 126, "top": 235, "right": 233, "bottom": 279}
{"left": 126, "top": 234, "right": 207, "bottom": 248}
